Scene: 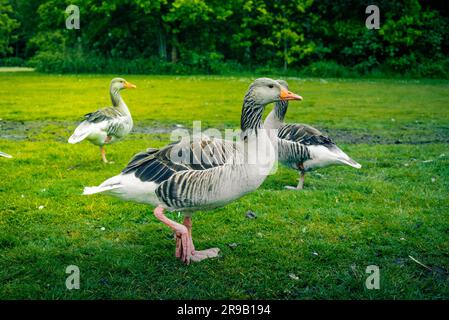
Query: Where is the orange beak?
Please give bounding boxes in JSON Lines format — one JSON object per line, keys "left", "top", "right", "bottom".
{"left": 124, "top": 81, "right": 136, "bottom": 89}
{"left": 280, "top": 87, "right": 302, "bottom": 101}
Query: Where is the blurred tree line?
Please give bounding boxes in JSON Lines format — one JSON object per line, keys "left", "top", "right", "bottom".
{"left": 1, "top": 0, "right": 448, "bottom": 77}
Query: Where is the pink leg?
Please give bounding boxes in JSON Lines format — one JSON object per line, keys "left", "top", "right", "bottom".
{"left": 153, "top": 207, "right": 219, "bottom": 264}
{"left": 154, "top": 206, "right": 192, "bottom": 264}
{"left": 285, "top": 164, "right": 305, "bottom": 190}
{"left": 100, "top": 146, "right": 108, "bottom": 163}
{"left": 183, "top": 216, "right": 195, "bottom": 254}
{"left": 297, "top": 171, "right": 305, "bottom": 190}
{"left": 100, "top": 137, "right": 113, "bottom": 163}
{"left": 182, "top": 215, "right": 220, "bottom": 263}
{"left": 297, "top": 164, "right": 305, "bottom": 190}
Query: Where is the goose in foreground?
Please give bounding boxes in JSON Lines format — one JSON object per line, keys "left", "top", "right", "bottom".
{"left": 68, "top": 78, "right": 136, "bottom": 163}
{"left": 0, "top": 151, "right": 12, "bottom": 158}
{"left": 264, "top": 80, "right": 361, "bottom": 190}
{"left": 83, "top": 78, "right": 304, "bottom": 264}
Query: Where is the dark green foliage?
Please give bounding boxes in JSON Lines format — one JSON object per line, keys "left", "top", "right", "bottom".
{"left": 27, "top": 51, "right": 246, "bottom": 75}
{"left": 302, "top": 61, "right": 358, "bottom": 78}
{"left": 0, "top": 0, "right": 20, "bottom": 56}
{"left": 0, "top": 57, "right": 25, "bottom": 66}
{"left": 3, "top": 0, "right": 449, "bottom": 77}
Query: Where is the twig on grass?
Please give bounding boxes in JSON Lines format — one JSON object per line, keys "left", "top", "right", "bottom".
{"left": 408, "top": 255, "right": 432, "bottom": 271}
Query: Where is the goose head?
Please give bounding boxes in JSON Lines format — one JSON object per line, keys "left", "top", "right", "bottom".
{"left": 247, "top": 78, "right": 302, "bottom": 106}
{"left": 241, "top": 78, "right": 303, "bottom": 133}
{"left": 272, "top": 79, "right": 291, "bottom": 121}
{"left": 110, "top": 77, "right": 136, "bottom": 92}
{"left": 276, "top": 79, "right": 289, "bottom": 90}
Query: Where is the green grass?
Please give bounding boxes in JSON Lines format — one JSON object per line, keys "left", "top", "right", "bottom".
{"left": 0, "top": 72, "right": 448, "bottom": 299}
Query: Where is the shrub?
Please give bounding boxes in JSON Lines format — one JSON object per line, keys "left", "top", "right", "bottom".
{"left": 27, "top": 50, "right": 247, "bottom": 75}
{"left": 28, "top": 51, "right": 65, "bottom": 72}
{"left": 25, "top": 51, "right": 449, "bottom": 79}
{"left": 301, "top": 61, "right": 358, "bottom": 78}
{"left": 0, "top": 57, "right": 26, "bottom": 67}
{"left": 407, "top": 58, "right": 449, "bottom": 79}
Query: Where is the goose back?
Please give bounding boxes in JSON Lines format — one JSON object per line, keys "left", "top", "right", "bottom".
{"left": 278, "top": 123, "right": 334, "bottom": 147}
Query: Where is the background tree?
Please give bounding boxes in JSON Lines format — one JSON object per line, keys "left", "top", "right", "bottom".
{"left": 0, "top": 0, "right": 20, "bottom": 57}
{"left": 2, "top": 0, "right": 448, "bottom": 77}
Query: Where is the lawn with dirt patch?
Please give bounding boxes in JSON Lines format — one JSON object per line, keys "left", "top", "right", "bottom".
{"left": 0, "top": 72, "right": 448, "bottom": 299}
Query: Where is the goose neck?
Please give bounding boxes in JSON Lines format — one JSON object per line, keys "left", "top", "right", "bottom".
{"left": 110, "top": 87, "right": 122, "bottom": 107}
{"left": 240, "top": 98, "right": 264, "bottom": 139}
{"left": 110, "top": 88, "right": 131, "bottom": 116}
{"left": 274, "top": 100, "right": 288, "bottom": 121}
{"left": 265, "top": 109, "right": 283, "bottom": 130}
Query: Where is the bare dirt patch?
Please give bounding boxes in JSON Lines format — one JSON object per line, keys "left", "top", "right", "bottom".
{"left": 1, "top": 120, "right": 448, "bottom": 145}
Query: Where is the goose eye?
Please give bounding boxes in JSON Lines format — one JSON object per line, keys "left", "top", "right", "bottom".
{"left": 268, "top": 84, "right": 274, "bottom": 88}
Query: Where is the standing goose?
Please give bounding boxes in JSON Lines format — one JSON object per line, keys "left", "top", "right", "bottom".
{"left": 264, "top": 80, "right": 361, "bottom": 190}
{"left": 68, "top": 78, "right": 136, "bottom": 163}
{"left": 83, "top": 78, "right": 304, "bottom": 264}
{"left": 0, "top": 151, "right": 12, "bottom": 158}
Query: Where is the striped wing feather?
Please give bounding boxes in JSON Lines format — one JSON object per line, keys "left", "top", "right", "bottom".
{"left": 84, "top": 107, "right": 127, "bottom": 136}
{"left": 122, "top": 136, "right": 238, "bottom": 184}
{"left": 84, "top": 107, "right": 121, "bottom": 123}
{"left": 122, "top": 136, "right": 240, "bottom": 209}
{"left": 279, "top": 123, "right": 334, "bottom": 146}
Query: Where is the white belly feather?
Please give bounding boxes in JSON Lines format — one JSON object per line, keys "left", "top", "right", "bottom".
{"left": 84, "top": 173, "right": 161, "bottom": 206}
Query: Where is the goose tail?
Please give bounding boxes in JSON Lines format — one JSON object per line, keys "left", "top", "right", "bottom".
{"left": 68, "top": 122, "right": 92, "bottom": 144}
{"left": 83, "top": 184, "right": 122, "bottom": 195}
{"left": 338, "top": 156, "right": 362, "bottom": 169}
{"left": 308, "top": 145, "right": 362, "bottom": 170}
{"left": 0, "top": 151, "right": 12, "bottom": 158}
{"left": 331, "top": 146, "right": 362, "bottom": 169}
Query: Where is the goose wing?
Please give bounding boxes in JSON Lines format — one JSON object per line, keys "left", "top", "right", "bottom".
{"left": 276, "top": 138, "right": 311, "bottom": 164}
{"left": 122, "top": 136, "right": 241, "bottom": 209}
{"left": 278, "top": 124, "right": 361, "bottom": 169}
{"left": 69, "top": 107, "right": 127, "bottom": 143}
{"left": 122, "top": 136, "right": 238, "bottom": 184}
{"left": 84, "top": 106, "right": 120, "bottom": 123}
{"left": 84, "top": 107, "right": 128, "bottom": 136}
{"left": 279, "top": 123, "right": 334, "bottom": 146}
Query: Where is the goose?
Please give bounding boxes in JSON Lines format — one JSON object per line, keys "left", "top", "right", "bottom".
{"left": 0, "top": 151, "right": 12, "bottom": 158}
{"left": 68, "top": 78, "right": 136, "bottom": 163}
{"left": 264, "top": 79, "right": 361, "bottom": 190}
{"left": 82, "top": 78, "right": 304, "bottom": 264}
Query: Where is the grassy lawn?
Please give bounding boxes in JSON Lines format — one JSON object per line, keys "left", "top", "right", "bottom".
{"left": 0, "top": 72, "right": 448, "bottom": 299}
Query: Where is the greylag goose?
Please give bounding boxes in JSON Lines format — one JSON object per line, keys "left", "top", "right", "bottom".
{"left": 264, "top": 80, "right": 361, "bottom": 190}
{"left": 68, "top": 78, "right": 136, "bottom": 163}
{"left": 83, "top": 78, "right": 304, "bottom": 264}
{"left": 0, "top": 151, "right": 12, "bottom": 158}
